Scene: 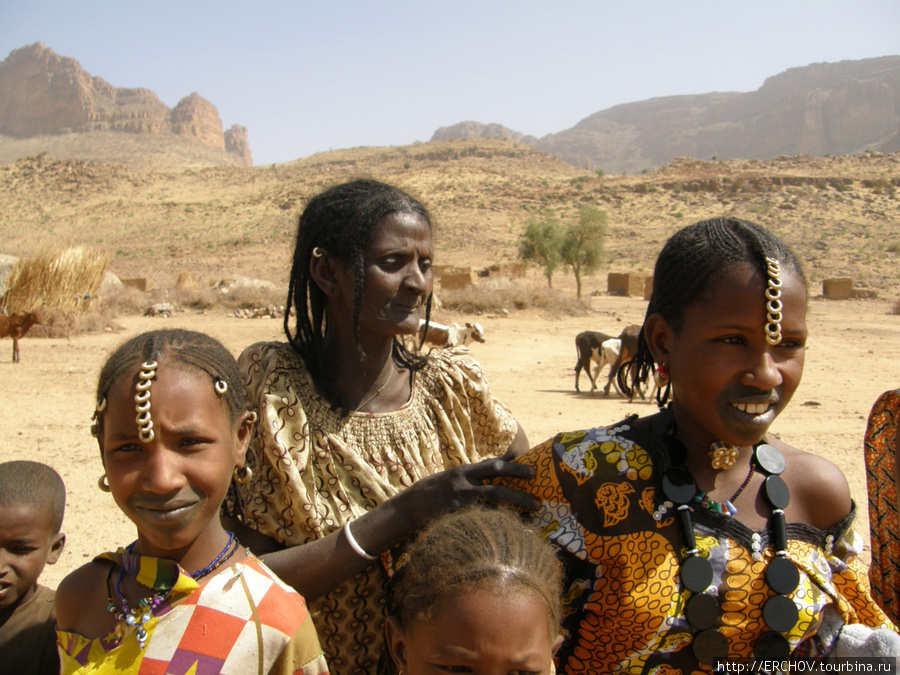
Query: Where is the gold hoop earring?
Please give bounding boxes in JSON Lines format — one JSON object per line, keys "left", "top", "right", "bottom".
{"left": 233, "top": 466, "right": 253, "bottom": 485}
{"left": 247, "top": 411, "right": 258, "bottom": 425}
{"left": 98, "top": 474, "right": 111, "bottom": 492}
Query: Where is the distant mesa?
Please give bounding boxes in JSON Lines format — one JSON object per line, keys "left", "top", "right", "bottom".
{"left": 431, "top": 121, "right": 536, "bottom": 145}
{"left": 431, "top": 56, "right": 900, "bottom": 173}
{"left": 0, "top": 43, "right": 252, "bottom": 166}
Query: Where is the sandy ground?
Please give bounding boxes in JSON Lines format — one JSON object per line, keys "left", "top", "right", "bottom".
{"left": 2, "top": 295, "right": 898, "bottom": 589}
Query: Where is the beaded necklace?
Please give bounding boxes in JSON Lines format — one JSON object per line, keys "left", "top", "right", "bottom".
{"left": 660, "top": 426, "right": 800, "bottom": 662}
{"left": 106, "top": 532, "right": 239, "bottom": 649}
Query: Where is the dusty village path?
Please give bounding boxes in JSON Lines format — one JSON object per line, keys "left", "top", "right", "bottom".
{"left": 1, "top": 295, "right": 898, "bottom": 587}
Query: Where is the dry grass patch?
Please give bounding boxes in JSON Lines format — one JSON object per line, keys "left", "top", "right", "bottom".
{"left": 2, "top": 246, "right": 110, "bottom": 314}
{"left": 440, "top": 283, "right": 590, "bottom": 315}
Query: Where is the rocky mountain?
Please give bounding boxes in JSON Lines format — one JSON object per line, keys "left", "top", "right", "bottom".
{"left": 0, "top": 43, "right": 252, "bottom": 166}
{"left": 432, "top": 56, "right": 900, "bottom": 174}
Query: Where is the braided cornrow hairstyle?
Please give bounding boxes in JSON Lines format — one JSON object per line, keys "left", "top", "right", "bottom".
{"left": 93, "top": 329, "right": 246, "bottom": 446}
{"left": 378, "top": 506, "right": 564, "bottom": 675}
{"left": 623, "top": 217, "right": 806, "bottom": 405}
{"left": 285, "top": 179, "right": 433, "bottom": 401}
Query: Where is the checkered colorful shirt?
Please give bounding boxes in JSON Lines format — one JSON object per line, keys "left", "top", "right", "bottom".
{"left": 58, "top": 551, "right": 328, "bottom": 675}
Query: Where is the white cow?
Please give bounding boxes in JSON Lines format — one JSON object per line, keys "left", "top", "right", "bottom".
{"left": 418, "top": 319, "right": 485, "bottom": 349}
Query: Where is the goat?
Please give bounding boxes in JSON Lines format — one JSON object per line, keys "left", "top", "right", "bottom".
{"left": 418, "top": 319, "right": 485, "bottom": 349}
{"left": 574, "top": 330, "right": 616, "bottom": 392}
{"left": 0, "top": 311, "right": 43, "bottom": 363}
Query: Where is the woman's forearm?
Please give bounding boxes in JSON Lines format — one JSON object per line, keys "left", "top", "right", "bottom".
{"left": 258, "top": 456, "right": 537, "bottom": 600}
{"left": 260, "top": 491, "right": 417, "bottom": 601}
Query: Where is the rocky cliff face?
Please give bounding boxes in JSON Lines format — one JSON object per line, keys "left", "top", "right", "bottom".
{"left": 432, "top": 56, "right": 900, "bottom": 173}
{"left": 224, "top": 125, "right": 252, "bottom": 166}
{"left": 171, "top": 92, "right": 225, "bottom": 149}
{"left": 0, "top": 43, "right": 251, "bottom": 165}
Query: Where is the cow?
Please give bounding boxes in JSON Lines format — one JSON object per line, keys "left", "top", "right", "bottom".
{"left": 612, "top": 324, "right": 660, "bottom": 404}
{"left": 0, "top": 311, "right": 43, "bottom": 363}
{"left": 418, "top": 319, "right": 485, "bottom": 349}
{"left": 574, "top": 330, "right": 616, "bottom": 392}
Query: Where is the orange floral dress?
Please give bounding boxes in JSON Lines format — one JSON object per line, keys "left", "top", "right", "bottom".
{"left": 864, "top": 389, "right": 900, "bottom": 625}
{"left": 501, "top": 418, "right": 894, "bottom": 674}
{"left": 226, "top": 342, "right": 518, "bottom": 675}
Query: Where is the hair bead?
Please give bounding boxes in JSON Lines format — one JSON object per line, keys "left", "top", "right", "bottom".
{"left": 134, "top": 360, "right": 158, "bottom": 443}
{"left": 764, "top": 256, "right": 783, "bottom": 346}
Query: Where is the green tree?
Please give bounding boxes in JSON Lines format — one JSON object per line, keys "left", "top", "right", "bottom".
{"left": 561, "top": 205, "right": 607, "bottom": 298}
{"left": 518, "top": 211, "right": 563, "bottom": 288}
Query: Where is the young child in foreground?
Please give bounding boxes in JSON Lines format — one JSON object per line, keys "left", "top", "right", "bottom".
{"left": 55, "top": 329, "right": 328, "bottom": 675}
{"left": 379, "top": 505, "right": 564, "bottom": 675}
{"left": 0, "top": 460, "right": 67, "bottom": 675}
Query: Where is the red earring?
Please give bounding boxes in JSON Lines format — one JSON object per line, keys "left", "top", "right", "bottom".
{"left": 653, "top": 364, "right": 670, "bottom": 388}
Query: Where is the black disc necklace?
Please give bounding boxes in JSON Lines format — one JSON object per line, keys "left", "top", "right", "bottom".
{"left": 662, "top": 431, "right": 801, "bottom": 662}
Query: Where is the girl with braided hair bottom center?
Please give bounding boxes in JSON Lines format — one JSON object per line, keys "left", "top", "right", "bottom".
{"left": 499, "top": 218, "right": 897, "bottom": 672}
{"left": 380, "top": 506, "right": 564, "bottom": 675}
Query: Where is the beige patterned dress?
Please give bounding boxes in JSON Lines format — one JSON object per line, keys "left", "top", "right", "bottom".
{"left": 227, "top": 341, "right": 518, "bottom": 675}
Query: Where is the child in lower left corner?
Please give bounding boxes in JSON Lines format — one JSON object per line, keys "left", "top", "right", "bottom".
{"left": 0, "top": 460, "right": 67, "bottom": 675}
{"left": 54, "top": 328, "right": 329, "bottom": 675}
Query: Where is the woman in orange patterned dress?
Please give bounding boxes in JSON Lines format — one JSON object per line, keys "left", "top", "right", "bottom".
{"left": 501, "top": 218, "right": 897, "bottom": 673}
{"left": 864, "top": 388, "right": 900, "bottom": 625}
{"left": 223, "top": 179, "right": 537, "bottom": 675}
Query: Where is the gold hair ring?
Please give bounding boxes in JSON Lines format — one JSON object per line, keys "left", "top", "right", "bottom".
{"left": 312, "top": 246, "right": 324, "bottom": 258}
{"left": 97, "top": 396, "right": 107, "bottom": 412}
{"left": 214, "top": 379, "right": 228, "bottom": 395}
{"left": 764, "top": 257, "right": 783, "bottom": 346}
{"left": 135, "top": 360, "right": 158, "bottom": 443}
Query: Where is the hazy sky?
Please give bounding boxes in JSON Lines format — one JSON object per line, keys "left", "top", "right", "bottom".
{"left": 2, "top": 1, "right": 898, "bottom": 166}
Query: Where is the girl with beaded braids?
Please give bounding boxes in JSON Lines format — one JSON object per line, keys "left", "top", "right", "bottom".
{"left": 379, "top": 506, "right": 564, "bottom": 675}
{"left": 223, "top": 179, "right": 536, "bottom": 675}
{"left": 55, "top": 329, "right": 328, "bottom": 675}
{"left": 499, "top": 218, "right": 897, "bottom": 672}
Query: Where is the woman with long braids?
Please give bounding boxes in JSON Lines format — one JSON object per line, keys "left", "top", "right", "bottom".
{"left": 223, "top": 179, "right": 535, "bottom": 674}
{"left": 500, "top": 217, "right": 897, "bottom": 671}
